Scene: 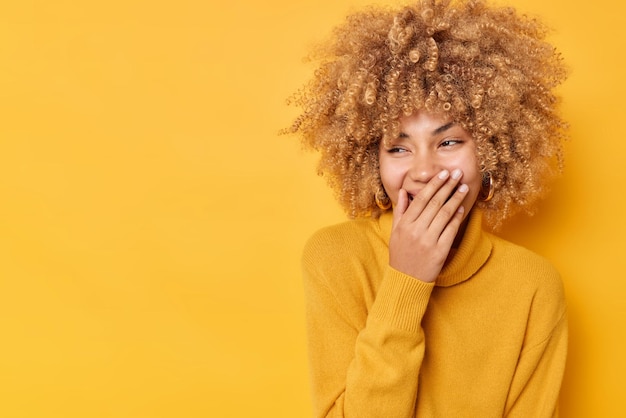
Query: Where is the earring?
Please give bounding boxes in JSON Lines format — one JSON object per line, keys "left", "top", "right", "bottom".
{"left": 375, "top": 188, "right": 391, "bottom": 210}
{"left": 479, "top": 172, "right": 495, "bottom": 202}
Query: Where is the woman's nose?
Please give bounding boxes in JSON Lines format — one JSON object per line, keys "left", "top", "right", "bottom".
{"left": 409, "top": 153, "right": 439, "bottom": 183}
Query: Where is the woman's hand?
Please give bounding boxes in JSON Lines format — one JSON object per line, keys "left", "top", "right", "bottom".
{"left": 388, "top": 169, "right": 469, "bottom": 283}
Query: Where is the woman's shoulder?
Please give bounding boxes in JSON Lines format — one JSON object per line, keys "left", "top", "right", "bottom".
{"left": 304, "top": 217, "right": 384, "bottom": 254}
{"left": 485, "top": 233, "right": 564, "bottom": 298}
{"left": 301, "top": 216, "right": 388, "bottom": 275}
{"left": 487, "top": 234, "right": 558, "bottom": 272}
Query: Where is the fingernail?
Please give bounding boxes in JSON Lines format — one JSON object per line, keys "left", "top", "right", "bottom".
{"left": 458, "top": 206, "right": 465, "bottom": 214}
{"left": 438, "top": 170, "right": 449, "bottom": 179}
{"left": 452, "top": 169, "right": 462, "bottom": 179}
{"left": 458, "top": 184, "right": 468, "bottom": 193}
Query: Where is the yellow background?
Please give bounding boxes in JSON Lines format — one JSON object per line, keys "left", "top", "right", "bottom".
{"left": 0, "top": 0, "right": 623, "bottom": 416}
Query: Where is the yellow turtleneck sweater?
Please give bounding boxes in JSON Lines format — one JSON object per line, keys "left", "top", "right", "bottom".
{"left": 302, "top": 210, "right": 567, "bottom": 418}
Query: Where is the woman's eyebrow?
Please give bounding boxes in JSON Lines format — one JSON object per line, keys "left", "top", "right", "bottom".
{"left": 432, "top": 121, "right": 456, "bottom": 136}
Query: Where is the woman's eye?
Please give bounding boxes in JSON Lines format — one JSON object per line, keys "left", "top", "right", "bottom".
{"left": 387, "top": 147, "right": 407, "bottom": 153}
{"left": 440, "top": 139, "right": 461, "bottom": 147}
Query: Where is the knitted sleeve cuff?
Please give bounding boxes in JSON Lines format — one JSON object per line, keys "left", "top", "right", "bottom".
{"left": 368, "top": 267, "right": 434, "bottom": 333}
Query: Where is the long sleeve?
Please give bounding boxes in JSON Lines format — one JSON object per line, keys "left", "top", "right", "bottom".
{"left": 304, "top": 266, "right": 434, "bottom": 418}
{"left": 302, "top": 227, "right": 434, "bottom": 418}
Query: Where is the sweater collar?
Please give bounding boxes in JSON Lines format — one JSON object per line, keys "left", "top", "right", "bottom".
{"left": 377, "top": 209, "right": 492, "bottom": 287}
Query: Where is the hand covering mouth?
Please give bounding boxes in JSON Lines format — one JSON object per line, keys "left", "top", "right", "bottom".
{"left": 406, "top": 188, "right": 459, "bottom": 204}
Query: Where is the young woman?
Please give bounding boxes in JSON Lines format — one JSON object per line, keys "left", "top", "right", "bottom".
{"left": 287, "top": 1, "right": 568, "bottom": 416}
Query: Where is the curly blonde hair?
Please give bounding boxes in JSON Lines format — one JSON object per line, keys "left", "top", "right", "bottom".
{"left": 286, "top": 0, "right": 567, "bottom": 229}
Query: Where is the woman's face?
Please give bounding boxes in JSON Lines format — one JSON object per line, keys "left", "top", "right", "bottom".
{"left": 378, "top": 110, "right": 482, "bottom": 219}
